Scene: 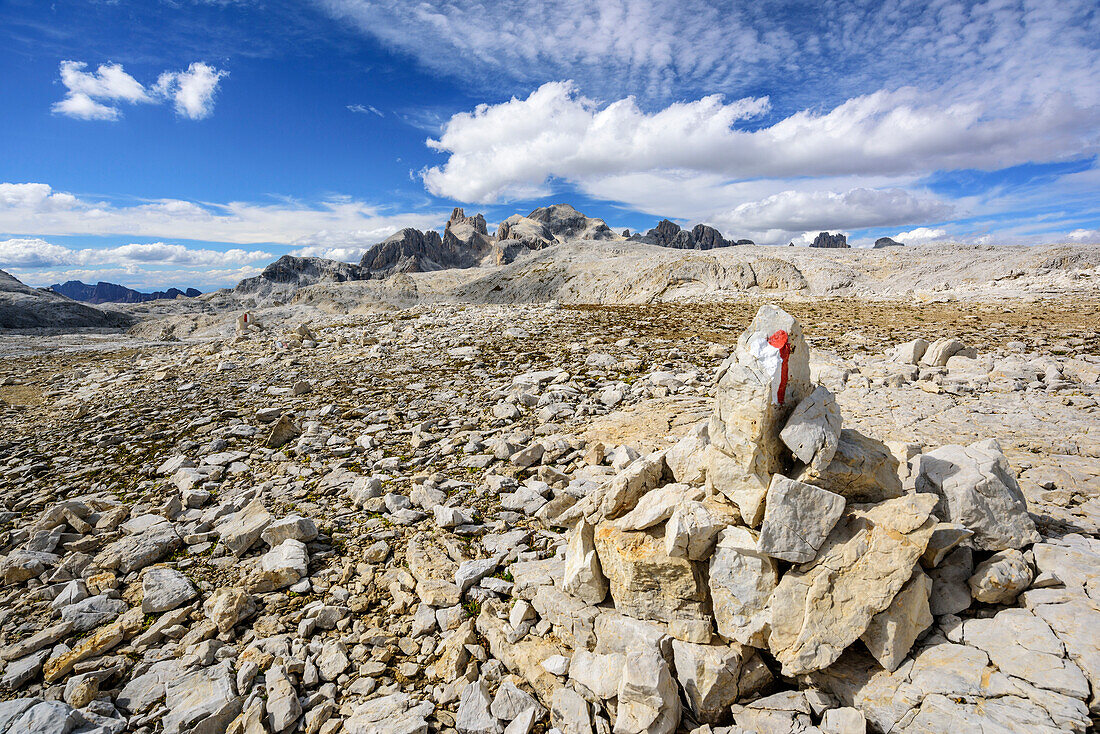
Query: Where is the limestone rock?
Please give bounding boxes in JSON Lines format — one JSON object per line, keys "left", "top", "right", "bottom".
{"left": 928, "top": 546, "right": 974, "bottom": 616}
{"left": 247, "top": 539, "right": 309, "bottom": 592}
{"left": 614, "top": 644, "right": 680, "bottom": 734}
{"left": 217, "top": 499, "right": 273, "bottom": 557}
{"left": 780, "top": 385, "right": 842, "bottom": 470}
{"left": 915, "top": 439, "right": 1040, "bottom": 550}
{"left": 670, "top": 638, "right": 771, "bottom": 723}
{"left": 142, "top": 567, "right": 198, "bottom": 613}
{"left": 164, "top": 661, "right": 240, "bottom": 734}
{"left": 265, "top": 664, "right": 302, "bottom": 733}
{"left": 614, "top": 483, "right": 704, "bottom": 531}
{"left": 860, "top": 569, "right": 933, "bottom": 671}
{"left": 562, "top": 520, "right": 608, "bottom": 604}
{"left": 594, "top": 523, "right": 712, "bottom": 642}
{"left": 203, "top": 587, "right": 256, "bottom": 633}
{"left": 95, "top": 521, "right": 181, "bottom": 574}
{"left": 664, "top": 499, "right": 726, "bottom": 560}
{"left": 570, "top": 649, "right": 624, "bottom": 700}
{"left": 920, "top": 338, "right": 966, "bottom": 367}
{"left": 558, "top": 451, "right": 666, "bottom": 526}
{"left": 260, "top": 515, "right": 318, "bottom": 546}
{"left": 767, "top": 494, "right": 939, "bottom": 675}
{"left": 550, "top": 687, "right": 592, "bottom": 734}
{"left": 796, "top": 429, "right": 903, "bottom": 503}
{"left": 757, "top": 474, "right": 846, "bottom": 563}
{"left": 731, "top": 690, "right": 815, "bottom": 732}
{"left": 456, "top": 679, "right": 501, "bottom": 734}
{"left": 708, "top": 526, "right": 776, "bottom": 647}
{"left": 961, "top": 608, "right": 1090, "bottom": 699}
{"left": 968, "top": 548, "right": 1032, "bottom": 603}
{"left": 266, "top": 414, "right": 301, "bottom": 449}
{"left": 708, "top": 306, "right": 811, "bottom": 526}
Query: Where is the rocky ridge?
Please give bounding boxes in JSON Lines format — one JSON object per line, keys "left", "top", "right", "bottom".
{"left": 0, "top": 299, "right": 1097, "bottom": 733}
{"left": 49, "top": 282, "right": 202, "bottom": 305}
{"left": 0, "top": 270, "right": 134, "bottom": 330}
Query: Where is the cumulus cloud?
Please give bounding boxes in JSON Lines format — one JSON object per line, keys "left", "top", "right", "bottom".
{"left": 424, "top": 82, "right": 1093, "bottom": 205}
{"left": 1067, "top": 228, "right": 1100, "bottom": 243}
{"left": 52, "top": 60, "right": 227, "bottom": 120}
{"left": 153, "top": 63, "right": 228, "bottom": 120}
{"left": 0, "top": 238, "right": 272, "bottom": 269}
{"left": 894, "top": 227, "right": 950, "bottom": 245}
{"left": 0, "top": 182, "right": 444, "bottom": 245}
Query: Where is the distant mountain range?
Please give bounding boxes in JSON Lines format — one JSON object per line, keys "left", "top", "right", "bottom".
{"left": 49, "top": 280, "right": 201, "bottom": 304}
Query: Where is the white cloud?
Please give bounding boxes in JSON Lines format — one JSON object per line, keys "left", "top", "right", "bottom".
{"left": 153, "top": 62, "right": 228, "bottom": 120}
{"left": 424, "top": 82, "right": 1094, "bottom": 205}
{"left": 712, "top": 188, "right": 951, "bottom": 235}
{"left": 289, "top": 245, "right": 372, "bottom": 262}
{"left": 894, "top": 227, "right": 950, "bottom": 245}
{"left": 0, "top": 182, "right": 444, "bottom": 245}
{"left": 318, "top": 0, "right": 1100, "bottom": 113}
{"left": 0, "top": 238, "right": 272, "bottom": 269}
{"left": 8, "top": 265, "right": 265, "bottom": 292}
{"left": 52, "top": 93, "right": 123, "bottom": 121}
{"left": 319, "top": 0, "right": 787, "bottom": 100}
{"left": 52, "top": 60, "right": 227, "bottom": 121}
{"left": 1067, "top": 228, "right": 1100, "bottom": 243}
{"left": 348, "top": 104, "right": 384, "bottom": 117}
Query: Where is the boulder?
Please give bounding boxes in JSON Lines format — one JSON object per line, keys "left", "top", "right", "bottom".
{"left": 614, "top": 644, "right": 680, "bottom": 734}
{"left": 914, "top": 439, "right": 1040, "bottom": 550}
{"left": 247, "top": 539, "right": 309, "bottom": 592}
{"left": 708, "top": 526, "right": 777, "bottom": 647}
{"left": 456, "top": 679, "right": 500, "bottom": 734}
{"left": 860, "top": 569, "right": 933, "bottom": 671}
{"left": 164, "top": 661, "right": 240, "bottom": 734}
{"left": 664, "top": 500, "right": 726, "bottom": 560}
{"left": 928, "top": 546, "right": 974, "bottom": 616}
{"left": 95, "top": 521, "right": 181, "bottom": 574}
{"left": 920, "top": 338, "right": 967, "bottom": 367}
{"left": 670, "top": 639, "right": 771, "bottom": 723}
{"left": 767, "top": 494, "right": 939, "bottom": 674}
{"left": 968, "top": 548, "right": 1032, "bottom": 603}
{"left": 142, "top": 567, "right": 198, "bottom": 613}
{"left": 265, "top": 664, "right": 301, "bottom": 733}
{"left": 757, "top": 475, "right": 846, "bottom": 563}
{"left": 550, "top": 687, "right": 592, "bottom": 734}
{"left": 217, "top": 499, "right": 273, "bottom": 557}
{"left": 796, "top": 429, "right": 903, "bottom": 503}
{"left": 562, "top": 520, "right": 608, "bottom": 604}
{"left": 708, "top": 306, "right": 812, "bottom": 525}
{"left": 260, "top": 515, "right": 318, "bottom": 546}
{"left": 203, "top": 587, "right": 256, "bottom": 633}
{"left": 780, "top": 385, "right": 842, "bottom": 470}
{"left": 614, "top": 484, "right": 704, "bottom": 531}
{"left": 594, "top": 523, "right": 712, "bottom": 642}
{"left": 570, "top": 649, "right": 624, "bottom": 700}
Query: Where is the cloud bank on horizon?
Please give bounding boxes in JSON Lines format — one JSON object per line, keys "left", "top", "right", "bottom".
{"left": 1, "top": 0, "right": 1098, "bottom": 290}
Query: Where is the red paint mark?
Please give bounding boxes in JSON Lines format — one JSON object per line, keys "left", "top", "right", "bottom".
{"left": 768, "top": 329, "right": 790, "bottom": 404}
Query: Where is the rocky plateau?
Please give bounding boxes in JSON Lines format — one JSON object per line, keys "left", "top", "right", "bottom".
{"left": 0, "top": 205, "right": 1098, "bottom": 734}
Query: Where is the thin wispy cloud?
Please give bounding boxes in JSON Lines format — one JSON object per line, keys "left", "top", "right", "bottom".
{"left": 347, "top": 103, "right": 384, "bottom": 117}
{"left": 52, "top": 60, "right": 228, "bottom": 120}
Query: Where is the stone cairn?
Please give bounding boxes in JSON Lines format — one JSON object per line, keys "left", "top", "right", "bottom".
{"left": 465, "top": 305, "right": 1072, "bottom": 734}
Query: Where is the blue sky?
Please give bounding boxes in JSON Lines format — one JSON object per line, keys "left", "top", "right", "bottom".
{"left": 1, "top": 0, "right": 1098, "bottom": 290}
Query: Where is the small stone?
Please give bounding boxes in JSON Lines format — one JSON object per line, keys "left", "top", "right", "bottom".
{"left": 968, "top": 548, "right": 1033, "bottom": 604}
{"left": 142, "top": 567, "right": 198, "bottom": 613}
